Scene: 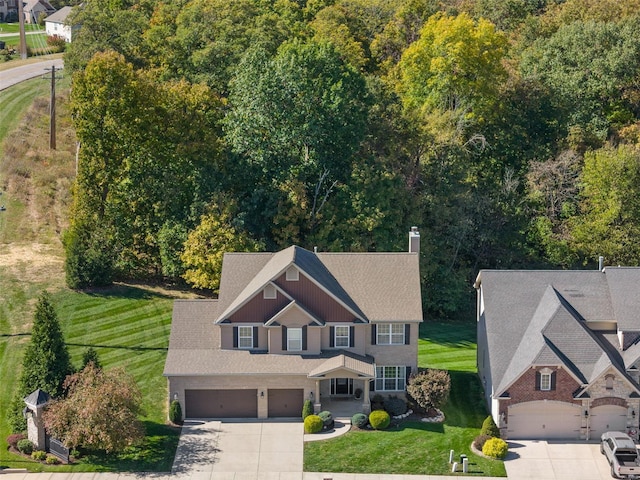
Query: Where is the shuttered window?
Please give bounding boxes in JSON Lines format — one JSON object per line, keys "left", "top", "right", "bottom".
{"left": 375, "top": 366, "right": 407, "bottom": 391}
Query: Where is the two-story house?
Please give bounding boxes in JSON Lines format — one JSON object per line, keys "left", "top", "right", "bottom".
{"left": 163, "top": 228, "right": 423, "bottom": 419}
{"left": 475, "top": 266, "right": 640, "bottom": 441}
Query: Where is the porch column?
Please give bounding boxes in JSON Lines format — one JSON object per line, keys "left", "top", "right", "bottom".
{"left": 362, "top": 379, "right": 371, "bottom": 414}
{"left": 314, "top": 380, "right": 321, "bottom": 413}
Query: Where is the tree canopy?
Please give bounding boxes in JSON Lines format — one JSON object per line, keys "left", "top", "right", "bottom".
{"left": 63, "top": 0, "right": 640, "bottom": 317}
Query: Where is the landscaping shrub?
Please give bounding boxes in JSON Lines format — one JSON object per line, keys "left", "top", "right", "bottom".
{"left": 482, "top": 437, "right": 508, "bottom": 459}
{"left": 31, "top": 450, "right": 47, "bottom": 461}
{"left": 371, "top": 394, "right": 384, "bottom": 410}
{"left": 384, "top": 396, "right": 408, "bottom": 416}
{"left": 304, "top": 414, "right": 323, "bottom": 434}
{"left": 302, "top": 399, "right": 314, "bottom": 420}
{"left": 318, "top": 411, "right": 334, "bottom": 430}
{"left": 17, "top": 439, "right": 34, "bottom": 455}
{"left": 481, "top": 415, "right": 500, "bottom": 438}
{"left": 169, "top": 400, "right": 183, "bottom": 425}
{"left": 46, "top": 35, "right": 66, "bottom": 53}
{"left": 45, "top": 454, "right": 60, "bottom": 465}
{"left": 473, "top": 434, "right": 492, "bottom": 451}
{"left": 6, "top": 433, "right": 26, "bottom": 449}
{"left": 351, "top": 413, "right": 368, "bottom": 428}
{"left": 369, "top": 409, "right": 390, "bottom": 430}
{"left": 406, "top": 369, "right": 451, "bottom": 413}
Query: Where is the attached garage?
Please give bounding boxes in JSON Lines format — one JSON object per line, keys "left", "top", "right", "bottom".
{"left": 185, "top": 389, "right": 258, "bottom": 418}
{"left": 507, "top": 401, "right": 581, "bottom": 439}
{"left": 268, "top": 389, "right": 304, "bottom": 417}
{"left": 589, "top": 405, "right": 628, "bottom": 439}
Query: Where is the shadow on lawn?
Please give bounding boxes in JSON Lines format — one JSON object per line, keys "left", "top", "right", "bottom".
{"left": 441, "top": 370, "right": 488, "bottom": 429}
{"left": 76, "top": 421, "right": 180, "bottom": 472}
{"left": 419, "top": 321, "right": 476, "bottom": 348}
{"left": 83, "top": 284, "right": 173, "bottom": 301}
{"left": 65, "top": 342, "right": 167, "bottom": 352}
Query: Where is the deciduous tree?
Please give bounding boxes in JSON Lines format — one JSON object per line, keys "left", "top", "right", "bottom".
{"left": 44, "top": 364, "right": 144, "bottom": 453}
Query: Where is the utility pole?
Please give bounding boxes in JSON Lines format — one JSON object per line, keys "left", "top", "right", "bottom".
{"left": 45, "top": 66, "right": 62, "bottom": 150}
{"left": 17, "top": 0, "right": 27, "bottom": 59}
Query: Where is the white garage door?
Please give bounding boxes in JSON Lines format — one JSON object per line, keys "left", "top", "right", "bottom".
{"left": 589, "top": 405, "right": 627, "bottom": 440}
{"left": 508, "top": 401, "right": 581, "bottom": 439}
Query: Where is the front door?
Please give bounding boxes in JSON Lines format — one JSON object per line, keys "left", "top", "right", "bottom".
{"left": 331, "top": 378, "right": 353, "bottom": 395}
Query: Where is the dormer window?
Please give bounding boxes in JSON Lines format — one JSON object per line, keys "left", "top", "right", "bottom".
{"left": 263, "top": 284, "right": 277, "bottom": 299}
{"left": 286, "top": 266, "right": 299, "bottom": 281}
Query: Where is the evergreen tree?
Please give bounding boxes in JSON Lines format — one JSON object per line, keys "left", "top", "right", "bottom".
{"left": 18, "top": 292, "right": 73, "bottom": 398}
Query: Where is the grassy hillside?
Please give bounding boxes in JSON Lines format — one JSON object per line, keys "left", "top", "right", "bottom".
{"left": 0, "top": 67, "right": 187, "bottom": 472}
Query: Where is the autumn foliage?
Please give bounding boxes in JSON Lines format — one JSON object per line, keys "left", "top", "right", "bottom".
{"left": 44, "top": 364, "right": 144, "bottom": 453}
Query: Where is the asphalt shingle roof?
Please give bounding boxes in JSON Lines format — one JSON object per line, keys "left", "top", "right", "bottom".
{"left": 477, "top": 268, "right": 640, "bottom": 398}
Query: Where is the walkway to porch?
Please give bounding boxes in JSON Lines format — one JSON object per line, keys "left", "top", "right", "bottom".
{"left": 319, "top": 397, "right": 368, "bottom": 419}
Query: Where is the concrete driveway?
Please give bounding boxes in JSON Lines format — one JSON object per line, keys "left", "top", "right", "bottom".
{"left": 505, "top": 440, "right": 612, "bottom": 480}
{"left": 172, "top": 419, "right": 303, "bottom": 477}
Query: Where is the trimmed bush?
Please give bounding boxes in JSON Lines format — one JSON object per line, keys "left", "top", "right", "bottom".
{"left": 31, "top": 450, "right": 47, "bottom": 461}
{"left": 369, "top": 409, "right": 390, "bottom": 430}
{"left": 482, "top": 437, "right": 508, "bottom": 459}
{"left": 304, "top": 414, "right": 323, "bottom": 434}
{"left": 318, "top": 411, "right": 334, "bottom": 430}
{"left": 45, "top": 454, "right": 60, "bottom": 465}
{"left": 481, "top": 415, "right": 501, "bottom": 438}
{"left": 351, "top": 413, "right": 368, "bottom": 428}
{"left": 302, "top": 399, "right": 314, "bottom": 420}
{"left": 169, "top": 400, "right": 183, "bottom": 425}
{"left": 407, "top": 369, "right": 451, "bottom": 412}
{"left": 473, "top": 434, "right": 492, "bottom": 451}
{"left": 6, "top": 433, "right": 26, "bottom": 449}
{"left": 17, "top": 439, "right": 34, "bottom": 455}
{"left": 371, "top": 394, "right": 384, "bottom": 410}
{"left": 384, "top": 396, "right": 408, "bottom": 416}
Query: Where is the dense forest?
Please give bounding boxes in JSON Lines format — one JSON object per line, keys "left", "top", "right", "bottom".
{"left": 61, "top": 0, "right": 640, "bottom": 318}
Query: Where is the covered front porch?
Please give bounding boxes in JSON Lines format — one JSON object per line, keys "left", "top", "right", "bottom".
{"left": 307, "top": 351, "right": 374, "bottom": 416}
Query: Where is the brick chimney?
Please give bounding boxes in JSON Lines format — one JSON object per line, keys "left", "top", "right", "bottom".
{"left": 409, "top": 226, "right": 420, "bottom": 253}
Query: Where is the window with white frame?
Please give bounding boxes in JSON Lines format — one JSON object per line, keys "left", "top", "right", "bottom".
{"left": 377, "top": 323, "right": 405, "bottom": 345}
{"left": 335, "top": 326, "right": 350, "bottom": 347}
{"left": 375, "top": 366, "right": 406, "bottom": 391}
{"left": 263, "top": 284, "right": 276, "bottom": 299}
{"left": 287, "top": 327, "right": 302, "bottom": 351}
{"left": 238, "top": 326, "right": 253, "bottom": 349}
{"left": 286, "top": 266, "right": 299, "bottom": 281}
{"left": 540, "top": 372, "right": 551, "bottom": 391}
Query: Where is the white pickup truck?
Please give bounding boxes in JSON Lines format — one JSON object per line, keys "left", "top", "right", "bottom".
{"left": 601, "top": 431, "right": 640, "bottom": 479}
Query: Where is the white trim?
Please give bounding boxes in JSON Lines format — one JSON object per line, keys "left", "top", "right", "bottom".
{"left": 376, "top": 323, "right": 405, "bottom": 345}
{"left": 334, "top": 325, "right": 350, "bottom": 348}
{"left": 287, "top": 327, "right": 303, "bottom": 351}
{"left": 264, "top": 301, "right": 324, "bottom": 326}
{"left": 286, "top": 266, "right": 299, "bottom": 281}
{"left": 238, "top": 326, "right": 253, "bottom": 349}
{"left": 375, "top": 365, "right": 406, "bottom": 391}
{"left": 263, "top": 284, "right": 277, "bottom": 299}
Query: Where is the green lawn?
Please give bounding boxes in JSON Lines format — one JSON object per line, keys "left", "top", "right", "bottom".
{"left": 304, "top": 320, "right": 506, "bottom": 477}
{"left": 0, "top": 76, "right": 181, "bottom": 472}
{"left": 0, "top": 286, "right": 180, "bottom": 472}
{"left": 0, "top": 24, "right": 43, "bottom": 34}
{"left": 0, "top": 33, "right": 48, "bottom": 50}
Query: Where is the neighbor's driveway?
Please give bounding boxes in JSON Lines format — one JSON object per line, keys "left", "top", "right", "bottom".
{"left": 505, "top": 440, "right": 612, "bottom": 480}
{"left": 172, "top": 419, "right": 303, "bottom": 477}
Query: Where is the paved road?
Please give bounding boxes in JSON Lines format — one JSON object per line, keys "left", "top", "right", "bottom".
{"left": 0, "top": 58, "right": 64, "bottom": 91}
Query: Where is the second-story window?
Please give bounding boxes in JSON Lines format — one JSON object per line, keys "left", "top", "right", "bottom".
{"left": 288, "top": 327, "right": 302, "bottom": 351}
{"left": 540, "top": 372, "right": 551, "bottom": 391}
{"left": 335, "top": 326, "right": 350, "bottom": 347}
{"left": 377, "top": 324, "right": 405, "bottom": 345}
{"left": 238, "top": 326, "right": 254, "bottom": 349}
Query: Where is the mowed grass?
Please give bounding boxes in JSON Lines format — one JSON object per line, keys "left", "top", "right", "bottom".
{"left": 0, "top": 76, "right": 181, "bottom": 472}
{"left": 0, "top": 285, "right": 180, "bottom": 472}
{"left": 0, "top": 77, "right": 50, "bottom": 157}
{"left": 304, "top": 321, "right": 506, "bottom": 477}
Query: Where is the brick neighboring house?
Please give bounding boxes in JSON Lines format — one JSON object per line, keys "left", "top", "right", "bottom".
{"left": 163, "top": 228, "right": 423, "bottom": 419}
{"left": 475, "top": 267, "right": 640, "bottom": 441}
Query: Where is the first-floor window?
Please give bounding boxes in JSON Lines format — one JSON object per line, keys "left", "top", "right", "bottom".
{"left": 288, "top": 327, "right": 302, "bottom": 351}
{"left": 238, "top": 326, "right": 253, "bottom": 349}
{"left": 375, "top": 366, "right": 406, "bottom": 391}
{"left": 540, "top": 372, "right": 551, "bottom": 391}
